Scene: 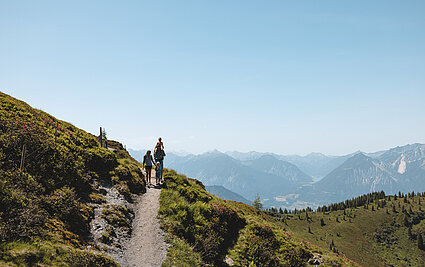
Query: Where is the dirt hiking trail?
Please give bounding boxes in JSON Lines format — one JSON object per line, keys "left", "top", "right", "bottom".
{"left": 123, "top": 169, "right": 168, "bottom": 267}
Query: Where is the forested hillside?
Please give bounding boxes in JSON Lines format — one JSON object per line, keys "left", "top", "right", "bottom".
{"left": 0, "top": 92, "right": 145, "bottom": 266}
{"left": 265, "top": 191, "right": 425, "bottom": 266}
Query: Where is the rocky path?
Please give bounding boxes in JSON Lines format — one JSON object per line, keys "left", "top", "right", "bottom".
{"left": 123, "top": 170, "right": 168, "bottom": 267}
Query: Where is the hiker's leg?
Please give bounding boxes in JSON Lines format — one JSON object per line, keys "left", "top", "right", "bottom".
{"left": 160, "top": 160, "right": 164, "bottom": 179}
{"left": 146, "top": 167, "right": 151, "bottom": 183}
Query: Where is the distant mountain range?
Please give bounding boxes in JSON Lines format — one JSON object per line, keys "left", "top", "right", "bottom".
{"left": 227, "top": 150, "right": 385, "bottom": 180}
{"left": 162, "top": 150, "right": 311, "bottom": 201}
{"left": 129, "top": 143, "right": 425, "bottom": 209}
{"left": 204, "top": 185, "right": 251, "bottom": 205}
{"left": 303, "top": 144, "right": 425, "bottom": 204}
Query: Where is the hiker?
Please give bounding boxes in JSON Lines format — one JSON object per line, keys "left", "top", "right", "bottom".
{"left": 142, "top": 150, "right": 155, "bottom": 185}
{"left": 155, "top": 162, "right": 161, "bottom": 186}
{"left": 157, "top": 137, "right": 164, "bottom": 150}
{"left": 154, "top": 137, "right": 165, "bottom": 178}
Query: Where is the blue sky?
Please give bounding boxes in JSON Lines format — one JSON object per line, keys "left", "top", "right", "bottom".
{"left": 1, "top": 1, "right": 425, "bottom": 155}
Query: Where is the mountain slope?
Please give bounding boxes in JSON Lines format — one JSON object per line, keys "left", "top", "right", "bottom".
{"left": 159, "top": 169, "right": 355, "bottom": 266}
{"left": 294, "top": 145, "right": 425, "bottom": 206}
{"left": 281, "top": 152, "right": 355, "bottom": 180}
{"left": 378, "top": 143, "right": 425, "bottom": 190}
{"left": 0, "top": 92, "right": 145, "bottom": 266}
{"left": 205, "top": 185, "right": 252, "bottom": 204}
{"left": 311, "top": 153, "right": 399, "bottom": 202}
{"left": 244, "top": 154, "right": 313, "bottom": 185}
{"left": 265, "top": 192, "right": 425, "bottom": 266}
{"left": 164, "top": 151, "right": 304, "bottom": 202}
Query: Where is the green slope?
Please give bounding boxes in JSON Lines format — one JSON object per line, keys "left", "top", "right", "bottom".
{"left": 159, "top": 169, "right": 357, "bottom": 266}
{"left": 0, "top": 92, "right": 145, "bottom": 266}
{"left": 265, "top": 193, "right": 425, "bottom": 266}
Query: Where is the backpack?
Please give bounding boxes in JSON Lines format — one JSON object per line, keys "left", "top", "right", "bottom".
{"left": 155, "top": 149, "right": 164, "bottom": 161}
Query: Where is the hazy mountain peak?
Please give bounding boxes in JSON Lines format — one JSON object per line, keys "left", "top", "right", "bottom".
{"left": 203, "top": 149, "right": 224, "bottom": 156}
{"left": 257, "top": 154, "right": 279, "bottom": 161}
{"left": 305, "top": 152, "right": 328, "bottom": 158}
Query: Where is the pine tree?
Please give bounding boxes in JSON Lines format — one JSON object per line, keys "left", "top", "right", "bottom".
{"left": 253, "top": 194, "right": 263, "bottom": 210}
{"left": 320, "top": 218, "right": 325, "bottom": 226}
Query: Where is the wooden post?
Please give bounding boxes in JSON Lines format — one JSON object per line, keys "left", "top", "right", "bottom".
{"left": 20, "top": 144, "right": 26, "bottom": 171}
{"left": 99, "top": 127, "right": 103, "bottom": 147}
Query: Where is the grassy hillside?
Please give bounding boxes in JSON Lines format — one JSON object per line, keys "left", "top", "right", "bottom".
{"left": 265, "top": 192, "right": 425, "bottom": 266}
{"left": 0, "top": 92, "right": 145, "bottom": 266}
{"left": 159, "top": 169, "right": 357, "bottom": 266}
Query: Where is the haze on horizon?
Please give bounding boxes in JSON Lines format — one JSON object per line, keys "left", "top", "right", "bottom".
{"left": 2, "top": 1, "right": 425, "bottom": 156}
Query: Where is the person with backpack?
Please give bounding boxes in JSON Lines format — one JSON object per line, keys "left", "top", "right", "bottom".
{"left": 142, "top": 150, "right": 155, "bottom": 186}
{"left": 154, "top": 137, "right": 165, "bottom": 179}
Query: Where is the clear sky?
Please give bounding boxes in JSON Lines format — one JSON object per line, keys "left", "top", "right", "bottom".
{"left": 1, "top": 1, "right": 425, "bottom": 155}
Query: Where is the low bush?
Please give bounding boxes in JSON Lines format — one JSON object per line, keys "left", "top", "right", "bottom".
{"left": 160, "top": 170, "right": 246, "bottom": 265}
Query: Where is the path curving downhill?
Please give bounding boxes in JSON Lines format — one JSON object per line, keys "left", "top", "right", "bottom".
{"left": 123, "top": 170, "right": 168, "bottom": 267}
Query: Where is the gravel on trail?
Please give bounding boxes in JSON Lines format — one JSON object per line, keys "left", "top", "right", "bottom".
{"left": 123, "top": 171, "right": 168, "bottom": 267}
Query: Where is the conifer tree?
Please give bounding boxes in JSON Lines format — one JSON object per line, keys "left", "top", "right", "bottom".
{"left": 320, "top": 218, "right": 325, "bottom": 226}
{"left": 253, "top": 194, "right": 263, "bottom": 210}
